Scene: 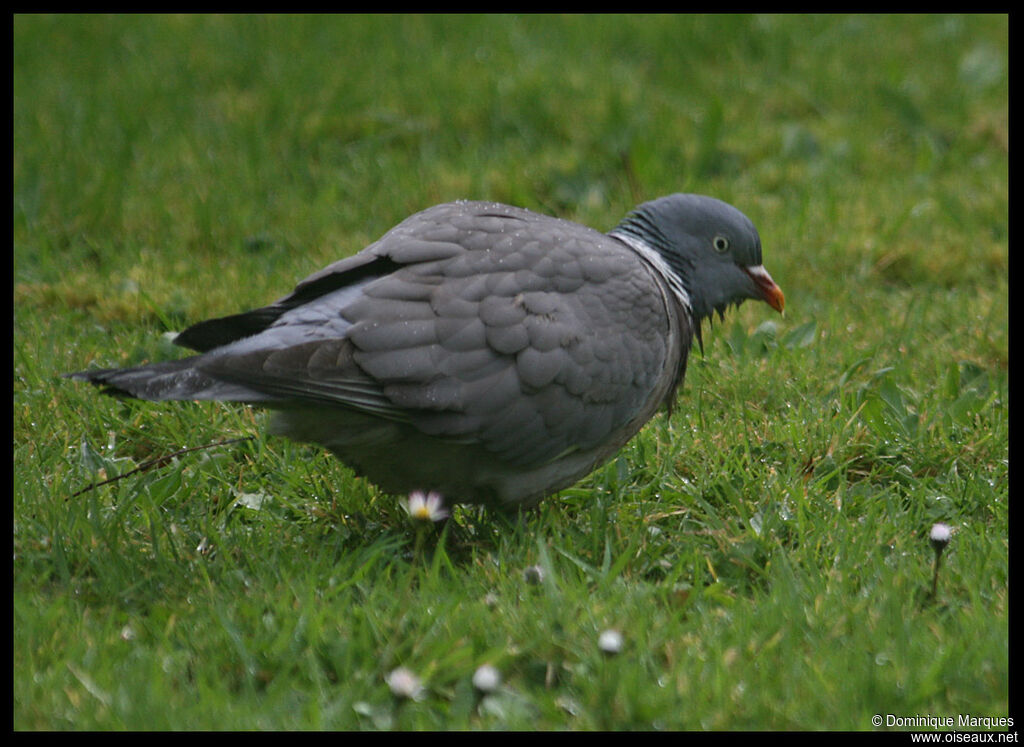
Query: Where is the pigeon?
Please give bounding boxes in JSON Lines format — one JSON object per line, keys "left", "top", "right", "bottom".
{"left": 69, "top": 195, "right": 784, "bottom": 509}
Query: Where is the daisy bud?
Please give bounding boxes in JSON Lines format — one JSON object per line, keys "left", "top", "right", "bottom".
{"left": 929, "top": 523, "right": 953, "bottom": 599}
{"left": 598, "top": 629, "right": 624, "bottom": 655}
{"left": 930, "top": 523, "right": 952, "bottom": 554}
{"left": 472, "top": 664, "right": 501, "bottom": 694}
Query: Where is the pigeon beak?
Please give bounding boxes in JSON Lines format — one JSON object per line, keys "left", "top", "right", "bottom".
{"left": 744, "top": 264, "right": 785, "bottom": 313}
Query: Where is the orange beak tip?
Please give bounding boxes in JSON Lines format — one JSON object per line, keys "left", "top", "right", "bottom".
{"left": 772, "top": 288, "right": 786, "bottom": 315}
{"left": 744, "top": 264, "right": 785, "bottom": 314}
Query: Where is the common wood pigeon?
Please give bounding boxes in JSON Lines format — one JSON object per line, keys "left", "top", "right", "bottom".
{"left": 69, "top": 195, "right": 784, "bottom": 509}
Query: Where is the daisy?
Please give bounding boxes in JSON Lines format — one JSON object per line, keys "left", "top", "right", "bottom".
{"left": 598, "top": 629, "right": 624, "bottom": 655}
{"left": 386, "top": 666, "right": 425, "bottom": 701}
{"left": 405, "top": 490, "right": 449, "bottom": 523}
{"left": 472, "top": 664, "right": 501, "bottom": 694}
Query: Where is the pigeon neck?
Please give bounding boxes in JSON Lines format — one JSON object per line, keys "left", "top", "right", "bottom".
{"left": 608, "top": 228, "right": 693, "bottom": 317}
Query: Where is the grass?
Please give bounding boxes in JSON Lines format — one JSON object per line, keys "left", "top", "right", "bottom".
{"left": 14, "top": 14, "right": 1008, "bottom": 731}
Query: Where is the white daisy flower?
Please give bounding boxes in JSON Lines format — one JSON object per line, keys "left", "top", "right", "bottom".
{"left": 385, "top": 666, "right": 425, "bottom": 701}
{"left": 405, "top": 490, "right": 449, "bottom": 523}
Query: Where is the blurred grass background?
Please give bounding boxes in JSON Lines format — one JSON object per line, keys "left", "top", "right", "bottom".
{"left": 14, "top": 14, "right": 1007, "bottom": 730}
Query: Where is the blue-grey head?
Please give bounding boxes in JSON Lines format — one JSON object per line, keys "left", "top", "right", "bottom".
{"left": 610, "top": 193, "right": 784, "bottom": 323}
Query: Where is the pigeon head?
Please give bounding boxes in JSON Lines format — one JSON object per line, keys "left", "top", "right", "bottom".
{"left": 611, "top": 193, "right": 784, "bottom": 323}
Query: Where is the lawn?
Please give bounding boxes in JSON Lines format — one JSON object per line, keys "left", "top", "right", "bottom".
{"left": 13, "top": 14, "right": 1008, "bottom": 730}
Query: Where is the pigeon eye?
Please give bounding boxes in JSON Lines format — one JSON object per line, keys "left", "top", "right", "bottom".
{"left": 712, "top": 236, "right": 730, "bottom": 253}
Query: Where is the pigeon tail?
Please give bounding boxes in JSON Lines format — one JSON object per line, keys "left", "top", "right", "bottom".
{"left": 67, "top": 358, "right": 272, "bottom": 403}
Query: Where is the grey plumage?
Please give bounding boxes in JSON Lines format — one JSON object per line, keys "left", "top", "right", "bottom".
{"left": 69, "top": 195, "right": 784, "bottom": 508}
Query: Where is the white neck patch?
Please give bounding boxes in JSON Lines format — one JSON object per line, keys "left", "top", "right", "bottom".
{"left": 609, "top": 230, "right": 692, "bottom": 316}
